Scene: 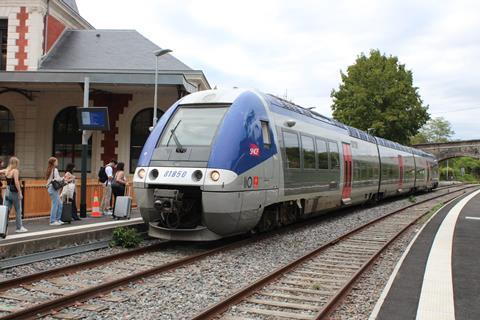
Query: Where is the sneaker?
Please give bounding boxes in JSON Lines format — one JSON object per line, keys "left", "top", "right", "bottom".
{"left": 49, "top": 222, "right": 57, "bottom": 226}
{"left": 15, "top": 227, "right": 28, "bottom": 233}
{"left": 57, "top": 221, "right": 65, "bottom": 225}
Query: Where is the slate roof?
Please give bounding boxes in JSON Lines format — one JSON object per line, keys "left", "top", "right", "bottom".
{"left": 61, "top": 0, "right": 79, "bottom": 14}
{"left": 40, "top": 30, "right": 193, "bottom": 72}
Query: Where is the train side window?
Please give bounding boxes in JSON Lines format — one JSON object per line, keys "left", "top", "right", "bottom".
{"left": 329, "top": 141, "right": 340, "bottom": 169}
{"left": 261, "top": 121, "right": 271, "bottom": 148}
{"left": 316, "top": 138, "right": 329, "bottom": 169}
{"left": 283, "top": 131, "right": 300, "bottom": 168}
{"left": 301, "top": 135, "right": 315, "bottom": 169}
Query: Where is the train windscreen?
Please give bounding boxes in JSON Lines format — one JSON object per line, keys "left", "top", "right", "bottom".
{"left": 158, "top": 106, "right": 229, "bottom": 147}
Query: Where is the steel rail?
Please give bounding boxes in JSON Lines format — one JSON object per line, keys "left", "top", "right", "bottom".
{"left": 0, "top": 241, "right": 169, "bottom": 292}
{"left": 313, "top": 190, "right": 469, "bottom": 319}
{"left": 190, "top": 185, "right": 476, "bottom": 320}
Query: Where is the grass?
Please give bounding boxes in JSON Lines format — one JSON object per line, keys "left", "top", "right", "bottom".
{"left": 311, "top": 283, "right": 322, "bottom": 290}
{"left": 417, "top": 202, "right": 444, "bottom": 224}
{"left": 110, "top": 226, "right": 142, "bottom": 248}
{"left": 408, "top": 195, "right": 417, "bottom": 203}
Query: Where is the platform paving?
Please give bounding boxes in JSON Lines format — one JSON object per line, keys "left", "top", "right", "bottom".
{"left": 0, "top": 209, "right": 144, "bottom": 258}
{"left": 373, "top": 188, "right": 480, "bottom": 320}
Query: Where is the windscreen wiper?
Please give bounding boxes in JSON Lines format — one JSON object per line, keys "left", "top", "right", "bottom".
{"left": 169, "top": 120, "right": 186, "bottom": 153}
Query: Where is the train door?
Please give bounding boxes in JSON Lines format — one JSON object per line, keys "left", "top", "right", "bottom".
{"left": 398, "top": 155, "right": 404, "bottom": 191}
{"left": 426, "top": 162, "right": 431, "bottom": 185}
{"left": 342, "top": 143, "right": 352, "bottom": 204}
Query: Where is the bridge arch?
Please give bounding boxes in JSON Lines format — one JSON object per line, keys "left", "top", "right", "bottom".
{"left": 413, "top": 140, "right": 480, "bottom": 162}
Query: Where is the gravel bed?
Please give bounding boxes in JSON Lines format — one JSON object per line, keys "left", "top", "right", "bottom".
{"left": 52, "top": 189, "right": 457, "bottom": 320}
{"left": 0, "top": 238, "right": 163, "bottom": 281}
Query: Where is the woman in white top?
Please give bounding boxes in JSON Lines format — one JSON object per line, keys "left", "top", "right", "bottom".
{"left": 46, "top": 157, "right": 72, "bottom": 225}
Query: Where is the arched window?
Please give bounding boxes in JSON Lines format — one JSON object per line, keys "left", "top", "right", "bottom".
{"left": 53, "top": 107, "right": 92, "bottom": 172}
{"left": 0, "top": 105, "right": 15, "bottom": 162}
{"left": 130, "top": 108, "right": 163, "bottom": 173}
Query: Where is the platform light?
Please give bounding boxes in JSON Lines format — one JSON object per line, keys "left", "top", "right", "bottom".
{"left": 152, "top": 48, "right": 173, "bottom": 128}
{"left": 210, "top": 170, "right": 220, "bottom": 182}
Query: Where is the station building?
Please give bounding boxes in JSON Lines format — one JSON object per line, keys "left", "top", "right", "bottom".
{"left": 0, "top": 0, "right": 210, "bottom": 179}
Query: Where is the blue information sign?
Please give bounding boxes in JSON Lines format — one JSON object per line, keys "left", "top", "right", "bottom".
{"left": 77, "top": 107, "right": 110, "bottom": 131}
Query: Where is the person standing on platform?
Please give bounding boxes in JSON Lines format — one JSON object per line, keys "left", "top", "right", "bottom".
{"left": 0, "top": 159, "right": 5, "bottom": 206}
{"left": 100, "top": 160, "right": 117, "bottom": 215}
{"left": 61, "top": 163, "right": 81, "bottom": 221}
{"left": 0, "top": 157, "right": 27, "bottom": 232}
{"left": 111, "top": 162, "right": 127, "bottom": 215}
{"left": 46, "top": 157, "right": 72, "bottom": 226}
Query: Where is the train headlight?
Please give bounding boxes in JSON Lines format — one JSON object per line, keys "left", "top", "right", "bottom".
{"left": 210, "top": 170, "right": 220, "bottom": 182}
{"left": 137, "top": 168, "right": 146, "bottom": 179}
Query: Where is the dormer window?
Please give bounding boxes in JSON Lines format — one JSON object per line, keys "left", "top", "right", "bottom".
{"left": 0, "top": 19, "right": 7, "bottom": 71}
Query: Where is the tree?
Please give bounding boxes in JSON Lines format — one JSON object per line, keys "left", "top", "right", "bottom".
{"left": 331, "top": 49, "right": 429, "bottom": 145}
{"left": 410, "top": 117, "right": 454, "bottom": 144}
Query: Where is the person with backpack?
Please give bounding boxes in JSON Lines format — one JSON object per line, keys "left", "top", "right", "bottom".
{"left": 111, "top": 162, "right": 127, "bottom": 215}
{"left": 99, "top": 160, "right": 117, "bottom": 215}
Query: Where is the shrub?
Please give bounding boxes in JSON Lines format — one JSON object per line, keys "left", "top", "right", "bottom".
{"left": 408, "top": 195, "right": 417, "bottom": 203}
{"left": 111, "top": 227, "right": 142, "bottom": 248}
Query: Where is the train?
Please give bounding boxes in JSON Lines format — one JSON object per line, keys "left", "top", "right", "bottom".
{"left": 133, "top": 88, "right": 438, "bottom": 241}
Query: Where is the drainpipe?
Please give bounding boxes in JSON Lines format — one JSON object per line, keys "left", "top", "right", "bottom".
{"left": 43, "top": 0, "right": 50, "bottom": 54}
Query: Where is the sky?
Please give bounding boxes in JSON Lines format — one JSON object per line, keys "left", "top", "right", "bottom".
{"left": 77, "top": 0, "right": 480, "bottom": 140}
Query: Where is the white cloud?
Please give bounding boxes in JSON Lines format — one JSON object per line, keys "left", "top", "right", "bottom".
{"left": 77, "top": 0, "right": 480, "bottom": 140}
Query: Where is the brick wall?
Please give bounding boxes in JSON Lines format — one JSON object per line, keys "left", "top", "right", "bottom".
{"left": 45, "top": 14, "right": 65, "bottom": 52}
{"left": 91, "top": 93, "right": 133, "bottom": 164}
{"left": 14, "top": 6, "right": 28, "bottom": 71}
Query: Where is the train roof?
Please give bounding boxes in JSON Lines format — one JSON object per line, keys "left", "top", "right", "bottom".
{"left": 180, "top": 89, "right": 436, "bottom": 160}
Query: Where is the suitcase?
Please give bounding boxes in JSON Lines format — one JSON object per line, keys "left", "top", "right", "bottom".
{"left": 113, "top": 187, "right": 131, "bottom": 219}
{"left": 0, "top": 205, "right": 8, "bottom": 238}
{"left": 61, "top": 200, "right": 73, "bottom": 224}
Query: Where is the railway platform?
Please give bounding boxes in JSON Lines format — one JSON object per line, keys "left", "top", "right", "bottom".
{"left": 371, "top": 188, "right": 480, "bottom": 320}
{"left": 0, "top": 210, "right": 144, "bottom": 258}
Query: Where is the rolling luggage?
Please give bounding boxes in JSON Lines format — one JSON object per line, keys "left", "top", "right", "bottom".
{"left": 113, "top": 187, "right": 131, "bottom": 220}
{"left": 61, "top": 199, "right": 73, "bottom": 224}
{"left": 0, "top": 204, "right": 8, "bottom": 238}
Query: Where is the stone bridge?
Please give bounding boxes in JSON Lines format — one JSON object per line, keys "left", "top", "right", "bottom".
{"left": 413, "top": 140, "right": 480, "bottom": 161}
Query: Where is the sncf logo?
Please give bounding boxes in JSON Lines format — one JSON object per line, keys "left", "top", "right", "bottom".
{"left": 249, "top": 144, "right": 260, "bottom": 157}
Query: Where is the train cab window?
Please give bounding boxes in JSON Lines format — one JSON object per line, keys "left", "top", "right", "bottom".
{"left": 159, "top": 106, "right": 229, "bottom": 147}
{"left": 316, "top": 138, "right": 329, "bottom": 169}
{"left": 261, "top": 121, "right": 271, "bottom": 148}
{"left": 329, "top": 142, "right": 340, "bottom": 169}
{"left": 283, "top": 131, "right": 300, "bottom": 168}
{"left": 301, "top": 135, "right": 315, "bottom": 169}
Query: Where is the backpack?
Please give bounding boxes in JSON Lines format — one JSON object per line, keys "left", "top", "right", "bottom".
{"left": 98, "top": 166, "right": 108, "bottom": 183}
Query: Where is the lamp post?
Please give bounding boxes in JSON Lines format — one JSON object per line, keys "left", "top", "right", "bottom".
{"left": 152, "top": 49, "right": 172, "bottom": 130}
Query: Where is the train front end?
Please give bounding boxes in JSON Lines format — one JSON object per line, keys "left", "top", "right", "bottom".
{"left": 133, "top": 89, "right": 278, "bottom": 241}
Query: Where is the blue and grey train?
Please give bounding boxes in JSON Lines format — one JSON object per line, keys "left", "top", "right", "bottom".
{"left": 133, "top": 89, "right": 438, "bottom": 241}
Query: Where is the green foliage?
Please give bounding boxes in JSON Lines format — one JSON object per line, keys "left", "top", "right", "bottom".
{"left": 440, "top": 157, "right": 480, "bottom": 182}
{"left": 311, "top": 283, "right": 322, "bottom": 290}
{"left": 111, "top": 227, "right": 142, "bottom": 248}
{"left": 331, "top": 49, "right": 429, "bottom": 145}
{"left": 408, "top": 195, "right": 417, "bottom": 203}
{"left": 411, "top": 117, "right": 454, "bottom": 144}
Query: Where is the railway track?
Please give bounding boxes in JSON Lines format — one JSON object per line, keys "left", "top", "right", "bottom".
{"left": 0, "top": 185, "right": 471, "bottom": 319}
{"left": 191, "top": 185, "right": 476, "bottom": 320}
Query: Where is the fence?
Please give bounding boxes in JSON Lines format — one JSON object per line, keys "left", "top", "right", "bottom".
{"left": 1, "top": 179, "right": 137, "bottom": 219}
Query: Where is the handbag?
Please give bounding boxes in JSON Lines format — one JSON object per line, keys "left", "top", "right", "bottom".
{"left": 51, "top": 179, "right": 67, "bottom": 190}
